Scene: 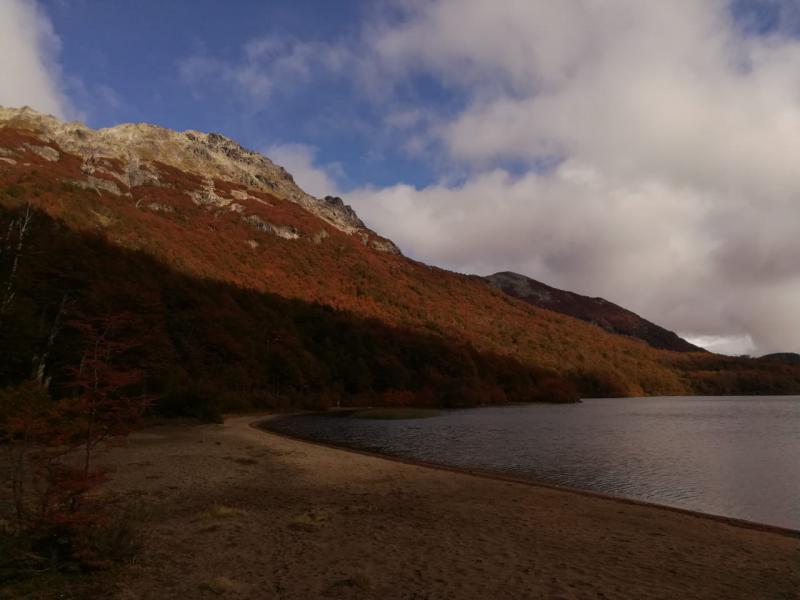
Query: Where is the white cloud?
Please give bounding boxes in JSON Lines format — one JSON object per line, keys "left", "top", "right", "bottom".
{"left": 0, "top": 0, "right": 70, "bottom": 117}
{"left": 177, "top": 2, "right": 800, "bottom": 354}
{"left": 266, "top": 143, "right": 342, "bottom": 199}
{"left": 684, "top": 334, "right": 757, "bottom": 357}
{"left": 346, "top": 0, "right": 800, "bottom": 354}
{"left": 179, "top": 36, "right": 350, "bottom": 107}
{"left": 350, "top": 164, "right": 716, "bottom": 330}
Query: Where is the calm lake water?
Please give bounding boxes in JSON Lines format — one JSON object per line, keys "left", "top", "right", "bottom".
{"left": 266, "top": 396, "right": 800, "bottom": 530}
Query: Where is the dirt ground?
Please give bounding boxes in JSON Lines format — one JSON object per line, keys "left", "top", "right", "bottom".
{"left": 17, "top": 415, "right": 800, "bottom": 599}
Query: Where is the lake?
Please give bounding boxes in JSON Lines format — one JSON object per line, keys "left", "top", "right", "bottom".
{"left": 265, "top": 396, "right": 800, "bottom": 530}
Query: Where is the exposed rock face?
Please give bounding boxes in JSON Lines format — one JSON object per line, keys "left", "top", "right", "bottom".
{"left": 23, "top": 144, "right": 59, "bottom": 162}
{"left": 0, "top": 105, "right": 396, "bottom": 250}
{"left": 189, "top": 178, "right": 234, "bottom": 209}
{"left": 242, "top": 215, "right": 301, "bottom": 240}
{"left": 147, "top": 202, "right": 173, "bottom": 213}
{"left": 312, "top": 229, "right": 329, "bottom": 245}
{"left": 486, "top": 271, "right": 704, "bottom": 353}
{"left": 77, "top": 176, "right": 124, "bottom": 196}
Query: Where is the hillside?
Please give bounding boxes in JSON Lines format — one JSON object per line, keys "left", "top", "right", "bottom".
{"left": 485, "top": 272, "right": 703, "bottom": 352}
{"left": 760, "top": 353, "right": 800, "bottom": 365}
{"left": 1, "top": 106, "right": 798, "bottom": 415}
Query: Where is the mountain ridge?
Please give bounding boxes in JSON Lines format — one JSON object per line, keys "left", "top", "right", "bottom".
{"left": 1, "top": 106, "right": 799, "bottom": 414}
{"left": 0, "top": 105, "right": 398, "bottom": 252}
{"left": 760, "top": 353, "right": 800, "bottom": 365}
{"left": 485, "top": 271, "right": 703, "bottom": 353}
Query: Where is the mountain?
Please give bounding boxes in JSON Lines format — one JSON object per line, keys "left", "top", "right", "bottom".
{"left": 0, "top": 106, "right": 397, "bottom": 250}
{"left": 760, "top": 353, "right": 800, "bottom": 365}
{"left": 1, "top": 105, "right": 798, "bottom": 416}
{"left": 485, "top": 272, "right": 703, "bottom": 353}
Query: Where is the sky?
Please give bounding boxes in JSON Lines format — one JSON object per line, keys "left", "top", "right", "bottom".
{"left": 2, "top": 0, "right": 800, "bottom": 356}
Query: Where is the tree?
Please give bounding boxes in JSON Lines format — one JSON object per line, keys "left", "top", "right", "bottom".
{"left": 0, "top": 204, "right": 32, "bottom": 324}
{"left": 63, "top": 312, "right": 153, "bottom": 475}
{"left": 0, "top": 311, "right": 153, "bottom": 568}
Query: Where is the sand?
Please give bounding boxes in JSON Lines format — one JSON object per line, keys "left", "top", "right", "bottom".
{"left": 50, "top": 415, "right": 800, "bottom": 599}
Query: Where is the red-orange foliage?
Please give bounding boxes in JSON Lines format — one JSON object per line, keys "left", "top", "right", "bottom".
{"left": 1, "top": 123, "right": 799, "bottom": 416}
{"left": 530, "top": 376, "right": 581, "bottom": 404}
{"left": 63, "top": 313, "right": 153, "bottom": 473}
{"left": 0, "top": 310, "right": 151, "bottom": 565}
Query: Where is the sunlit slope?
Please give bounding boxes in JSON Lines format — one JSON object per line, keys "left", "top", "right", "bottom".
{"left": 1, "top": 112, "right": 798, "bottom": 407}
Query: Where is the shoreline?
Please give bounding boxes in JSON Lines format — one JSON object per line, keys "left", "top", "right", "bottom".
{"left": 46, "top": 412, "right": 800, "bottom": 599}
{"left": 255, "top": 416, "right": 800, "bottom": 540}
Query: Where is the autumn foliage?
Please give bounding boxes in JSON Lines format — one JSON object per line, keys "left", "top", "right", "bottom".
{"left": 0, "top": 311, "right": 151, "bottom": 569}
{"left": 0, "top": 123, "right": 798, "bottom": 426}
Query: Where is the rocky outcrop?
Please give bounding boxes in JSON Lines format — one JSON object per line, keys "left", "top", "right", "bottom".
{"left": 0, "top": 105, "right": 397, "bottom": 252}
{"left": 76, "top": 176, "right": 125, "bottom": 196}
{"left": 189, "top": 178, "right": 235, "bottom": 209}
{"left": 242, "top": 215, "right": 301, "bottom": 240}
{"left": 23, "top": 143, "right": 59, "bottom": 162}
{"left": 369, "top": 237, "right": 401, "bottom": 253}
{"left": 485, "top": 271, "right": 704, "bottom": 353}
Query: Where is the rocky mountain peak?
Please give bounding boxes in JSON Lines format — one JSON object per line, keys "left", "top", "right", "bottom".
{"left": 0, "top": 105, "right": 394, "bottom": 249}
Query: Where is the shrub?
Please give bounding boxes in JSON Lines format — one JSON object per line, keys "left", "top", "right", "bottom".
{"left": 0, "top": 312, "right": 153, "bottom": 574}
{"left": 530, "top": 376, "right": 581, "bottom": 404}
{"left": 1, "top": 184, "right": 24, "bottom": 199}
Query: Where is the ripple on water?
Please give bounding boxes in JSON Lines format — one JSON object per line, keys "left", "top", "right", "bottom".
{"left": 266, "top": 396, "right": 800, "bottom": 530}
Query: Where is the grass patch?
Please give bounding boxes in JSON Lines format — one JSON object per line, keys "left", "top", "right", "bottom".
{"left": 350, "top": 407, "right": 443, "bottom": 420}
{"left": 207, "top": 576, "right": 236, "bottom": 594}
{"left": 288, "top": 510, "right": 331, "bottom": 532}
{"left": 224, "top": 456, "right": 258, "bottom": 465}
{"left": 0, "top": 567, "right": 86, "bottom": 598}
{"left": 330, "top": 572, "right": 372, "bottom": 592}
{"left": 199, "top": 505, "right": 246, "bottom": 520}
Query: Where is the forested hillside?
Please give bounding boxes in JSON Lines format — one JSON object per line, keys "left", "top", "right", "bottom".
{"left": 1, "top": 109, "right": 798, "bottom": 417}
{"left": 485, "top": 272, "right": 703, "bottom": 352}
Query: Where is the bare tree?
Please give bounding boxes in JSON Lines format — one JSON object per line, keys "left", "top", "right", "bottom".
{"left": 32, "top": 294, "right": 70, "bottom": 389}
{"left": 0, "top": 204, "right": 33, "bottom": 324}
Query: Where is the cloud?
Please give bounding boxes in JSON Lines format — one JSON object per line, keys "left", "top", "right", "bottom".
{"left": 177, "top": 2, "right": 800, "bottom": 353}
{"left": 266, "top": 143, "right": 342, "bottom": 199}
{"left": 346, "top": 0, "right": 800, "bottom": 354}
{"left": 684, "top": 334, "right": 757, "bottom": 357}
{"left": 179, "top": 36, "right": 350, "bottom": 107}
{"left": 0, "top": 0, "right": 71, "bottom": 117}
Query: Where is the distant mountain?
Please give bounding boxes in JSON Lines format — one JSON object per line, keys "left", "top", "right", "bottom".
{"left": 485, "top": 272, "right": 703, "bottom": 353}
{"left": 2, "top": 106, "right": 798, "bottom": 416}
{"left": 760, "top": 353, "right": 800, "bottom": 365}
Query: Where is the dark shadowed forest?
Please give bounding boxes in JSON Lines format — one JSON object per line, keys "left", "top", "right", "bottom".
{"left": 2, "top": 204, "right": 799, "bottom": 422}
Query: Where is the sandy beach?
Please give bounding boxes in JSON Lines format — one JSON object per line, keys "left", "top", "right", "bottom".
{"left": 39, "top": 415, "right": 800, "bottom": 599}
